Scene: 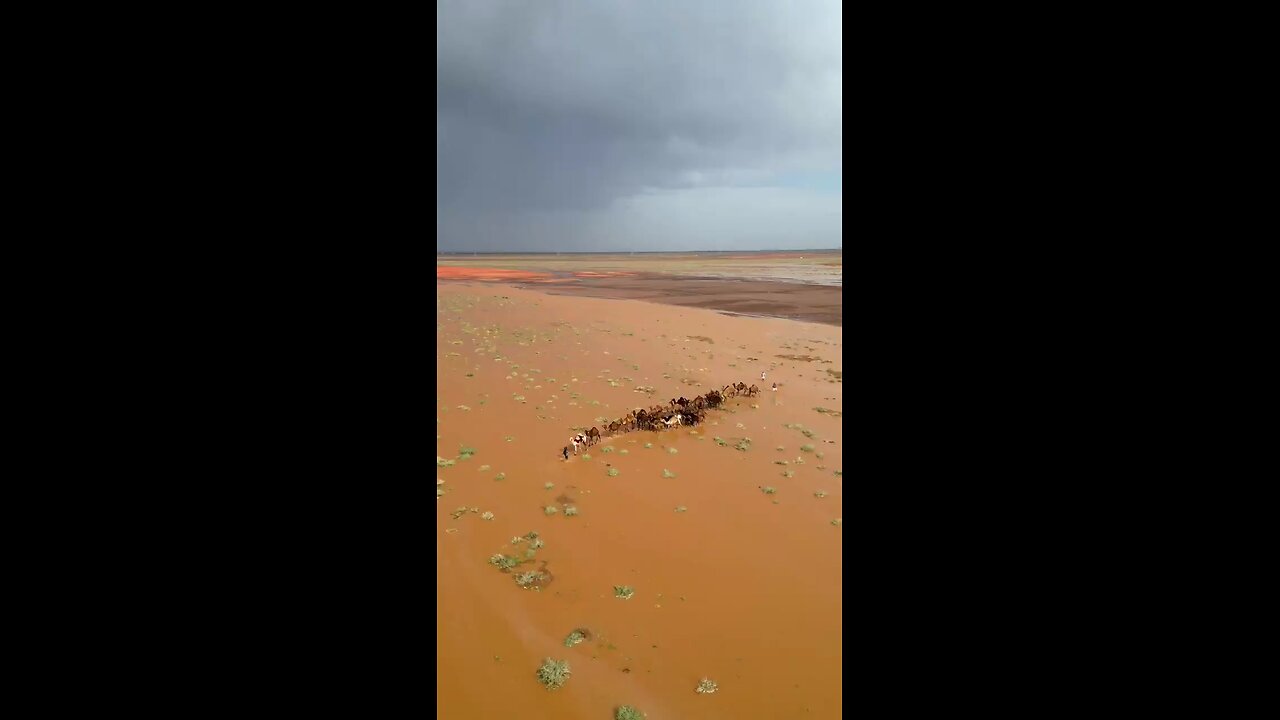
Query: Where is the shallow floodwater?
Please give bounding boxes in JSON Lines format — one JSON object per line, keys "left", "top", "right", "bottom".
{"left": 437, "top": 284, "right": 843, "bottom": 718}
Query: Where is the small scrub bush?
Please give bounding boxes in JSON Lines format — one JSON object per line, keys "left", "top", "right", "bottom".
{"left": 668, "top": 447, "right": 678, "bottom": 455}
{"left": 614, "top": 585, "right": 635, "bottom": 600}
{"left": 782, "top": 470, "right": 795, "bottom": 478}
{"left": 582, "top": 453, "right": 592, "bottom": 460}
{"left": 459, "top": 446, "right": 476, "bottom": 459}
{"left": 495, "top": 472, "right": 506, "bottom": 481}
{"left": 514, "top": 571, "right": 543, "bottom": 588}
{"left": 675, "top": 505, "right": 687, "bottom": 513}
{"left": 481, "top": 512, "right": 494, "bottom": 521}
{"left": 564, "top": 505, "right": 579, "bottom": 516}
{"left": 436, "top": 457, "right": 455, "bottom": 468}
{"left": 662, "top": 469, "right": 676, "bottom": 479}
{"left": 535, "top": 657, "right": 571, "bottom": 690}
{"left": 615, "top": 706, "right": 645, "bottom": 720}
{"left": 814, "top": 490, "right": 828, "bottom": 498}
{"left": 478, "top": 464, "right": 491, "bottom": 472}
{"left": 544, "top": 506, "right": 559, "bottom": 516}
{"left": 832, "top": 518, "right": 842, "bottom": 526}
{"left": 800, "top": 444, "right": 815, "bottom": 452}
{"left": 601, "top": 446, "right": 614, "bottom": 454}
{"left": 696, "top": 678, "right": 719, "bottom": 694}
{"left": 564, "top": 629, "right": 588, "bottom": 647}
{"left": 762, "top": 486, "right": 777, "bottom": 494}
{"left": 644, "top": 442, "right": 653, "bottom": 449}
{"left": 489, "top": 554, "right": 519, "bottom": 571}
{"left": 607, "top": 468, "right": 620, "bottom": 477}
{"left": 545, "top": 482, "right": 555, "bottom": 489}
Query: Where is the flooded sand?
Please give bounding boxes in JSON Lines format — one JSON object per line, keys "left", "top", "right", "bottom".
{"left": 437, "top": 283, "right": 843, "bottom": 718}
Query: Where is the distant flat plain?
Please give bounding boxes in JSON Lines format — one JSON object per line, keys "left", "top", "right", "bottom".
{"left": 437, "top": 250, "right": 842, "bottom": 326}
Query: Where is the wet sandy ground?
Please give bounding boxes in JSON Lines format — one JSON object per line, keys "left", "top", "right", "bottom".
{"left": 437, "top": 251, "right": 843, "bottom": 286}
{"left": 438, "top": 253, "right": 843, "bottom": 326}
{"left": 437, "top": 283, "right": 843, "bottom": 718}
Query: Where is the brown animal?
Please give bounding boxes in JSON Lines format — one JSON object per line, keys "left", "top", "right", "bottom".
{"left": 747, "top": 384, "right": 759, "bottom": 397}
{"left": 735, "top": 381, "right": 747, "bottom": 394}
{"left": 586, "top": 427, "right": 600, "bottom": 445}
{"left": 608, "top": 421, "right": 621, "bottom": 435}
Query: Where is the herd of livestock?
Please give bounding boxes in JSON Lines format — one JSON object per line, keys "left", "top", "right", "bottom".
{"left": 565, "top": 381, "right": 760, "bottom": 456}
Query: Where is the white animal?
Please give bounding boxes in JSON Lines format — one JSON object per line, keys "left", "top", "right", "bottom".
{"left": 571, "top": 436, "right": 581, "bottom": 454}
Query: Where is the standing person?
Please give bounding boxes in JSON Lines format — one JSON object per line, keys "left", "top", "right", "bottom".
{"left": 761, "top": 369, "right": 766, "bottom": 382}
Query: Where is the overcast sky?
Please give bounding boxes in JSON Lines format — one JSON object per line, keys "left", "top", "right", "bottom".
{"left": 437, "top": 1, "right": 841, "bottom": 252}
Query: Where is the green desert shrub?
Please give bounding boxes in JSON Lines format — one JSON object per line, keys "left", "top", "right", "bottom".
{"left": 614, "top": 585, "right": 635, "bottom": 599}
{"left": 535, "top": 657, "right": 571, "bottom": 690}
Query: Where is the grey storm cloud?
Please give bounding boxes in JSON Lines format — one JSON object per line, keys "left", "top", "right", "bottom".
{"left": 437, "top": 0, "right": 842, "bottom": 251}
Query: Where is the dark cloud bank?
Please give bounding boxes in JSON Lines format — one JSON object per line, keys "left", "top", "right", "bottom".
{"left": 437, "top": 1, "right": 841, "bottom": 252}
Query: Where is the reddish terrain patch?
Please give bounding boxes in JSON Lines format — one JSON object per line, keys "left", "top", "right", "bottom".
{"left": 438, "top": 266, "right": 552, "bottom": 282}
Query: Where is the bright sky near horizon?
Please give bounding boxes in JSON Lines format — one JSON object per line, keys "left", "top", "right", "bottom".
{"left": 437, "top": 1, "right": 842, "bottom": 253}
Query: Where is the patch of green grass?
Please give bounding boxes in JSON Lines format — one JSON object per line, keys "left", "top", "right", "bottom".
{"left": 607, "top": 468, "right": 620, "bottom": 477}
{"left": 582, "top": 453, "right": 592, "bottom": 460}
{"left": 614, "top": 585, "right": 635, "bottom": 600}
{"left": 459, "top": 446, "right": 477, "bottom": 459}
{"left": 800, "top": 444, "right": 815, "bottom": 453}
{"left": 816, "top": 451, "right": 824, "bottom": 459}
{"left": 619, "top": 448, "right": 629, "bottom": 455}
{"left": 662, "top": 469, "right": 676, "bottom": 479}
{"left": 601, "top": 446, "right": 615, "bottom": 454}
{"left": 615, "top": 706, "right": 646, "bottom": 720}
{"left": 536, "top": 657, "right": 571, "bottom": 689}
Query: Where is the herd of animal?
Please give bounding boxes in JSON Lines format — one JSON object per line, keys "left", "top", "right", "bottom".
{"left": 564, "top": 381, "right": 760, "bottom": 458}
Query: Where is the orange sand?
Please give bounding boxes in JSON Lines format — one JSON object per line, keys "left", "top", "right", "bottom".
{"left": 438, "top": 267, "right": 553, "bottom": 281}
{"left": 437, "top": 283, "right": 843, "bottom": 719}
